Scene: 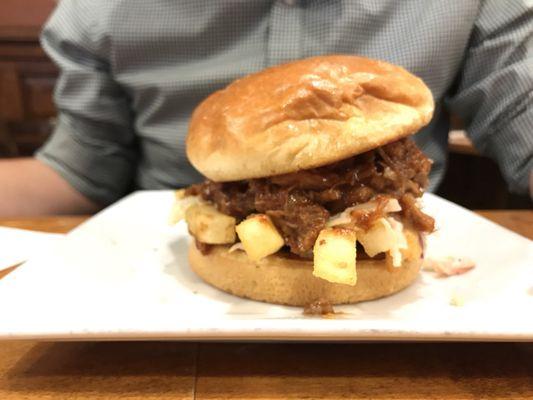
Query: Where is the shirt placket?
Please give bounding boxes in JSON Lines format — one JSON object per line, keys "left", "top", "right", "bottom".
{"left": 267, "top": 0, "right": 303, "bottom": 66}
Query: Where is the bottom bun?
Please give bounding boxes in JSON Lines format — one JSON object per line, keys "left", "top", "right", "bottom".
{"left": 188, "top": 228, "right": 422, "bottom": 306}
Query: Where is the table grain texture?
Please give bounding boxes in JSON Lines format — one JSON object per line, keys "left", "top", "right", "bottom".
{"left": 1, "top": 211, "right": 532, "bottom": 399}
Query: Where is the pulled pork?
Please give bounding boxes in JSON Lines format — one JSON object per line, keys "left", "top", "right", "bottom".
{"left": 303, "top": 299, "right": 335, "bottom": 316}
{"left": 186, "top": 138, "right": 434, "bottom": 257}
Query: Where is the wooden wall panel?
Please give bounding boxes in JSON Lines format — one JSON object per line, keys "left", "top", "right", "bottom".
{"left": 0, "top": 0, "right": 56, "bottom": 40}
{"left": 0, "top": 64, "right": 24, "bottom": 120}
{"left": 0, "top": 0, "right": 57, "bottom": 157}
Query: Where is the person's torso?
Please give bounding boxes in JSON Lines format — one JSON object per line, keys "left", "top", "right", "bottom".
{"left": 102, "top": 0, "right": 481, "bottom": 190}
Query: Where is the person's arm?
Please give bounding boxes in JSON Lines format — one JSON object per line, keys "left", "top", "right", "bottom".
{"left": 1, "top": 1, "right": 137, "bottom": 218}
{"left": 29, "top": 0, "right": 138, "bottom": 213}
{"left": 446, "top": 0, "right": 533, "bottom": 195}
{"left": 0, "top": 158, "right": 100, "bottom": 217}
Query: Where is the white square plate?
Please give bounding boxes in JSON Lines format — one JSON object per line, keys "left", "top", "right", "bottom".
{"left": 0, "top": 191, "right": 532, "bottom": 341}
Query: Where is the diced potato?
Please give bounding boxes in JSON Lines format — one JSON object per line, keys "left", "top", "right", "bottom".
{"left": 168, "top": 194, "right": 203, "bottom": 225}
{"left": 358, "top": 218, "right": 397, "bottom": 257}
{"left": 175, "top": 189, "right": 186, "bottom": 200}
{"left": 387, "top": 217, "right": 407, "bottom": 249}
{"left": 185, "top": 204, "right": 236, "bottom": 244}
{"left": 235, "top": 214, "right": 284, "bottom": 261}
{"left": 313, "top": 228, "right": 357, "bottom": 286}
{"left": 358, "top": 217, "right": 407, "bottom": 267}
{"left": 387, "top": 217, "right": 408, "bottom": 267}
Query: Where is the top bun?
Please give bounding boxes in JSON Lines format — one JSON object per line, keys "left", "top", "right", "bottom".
{"left": 186, "top": 55, "right": 434, "bottom": 182}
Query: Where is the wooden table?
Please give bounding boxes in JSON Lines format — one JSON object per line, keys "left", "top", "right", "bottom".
{"left": 1, "top": 212, "right": 532, "bottom": 399}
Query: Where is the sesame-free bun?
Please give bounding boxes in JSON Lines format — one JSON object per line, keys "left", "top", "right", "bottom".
{"left": 187, "top": 55, "right": 434, "bottom": 182}
{"left": 188, "top": 227, "right": 422, "bottom": 306}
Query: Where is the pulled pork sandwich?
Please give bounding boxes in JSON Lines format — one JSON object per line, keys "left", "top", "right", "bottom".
{"left": 171, "top": 55, "right": 435, "bottom": 306}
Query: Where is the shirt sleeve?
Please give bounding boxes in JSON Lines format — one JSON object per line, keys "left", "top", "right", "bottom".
{"left": 35, "top": 0, "right": 137, "bottom": 206}
{"left": 446, "top": 0, "right": 533, "bottom": 194}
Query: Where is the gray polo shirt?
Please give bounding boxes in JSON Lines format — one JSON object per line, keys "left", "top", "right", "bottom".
{"left": 37, "top": 0, "right": 533, "bottom": 205}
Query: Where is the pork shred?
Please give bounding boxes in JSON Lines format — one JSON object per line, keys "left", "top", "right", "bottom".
{"left": 194, "top": 239, "right": 213, "bottom": 255}
{"left": 303, "top": 299, "right": 335, "bottom": 316}
{"left": 186, "top": 138, "right": 434, "bottom": 257}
